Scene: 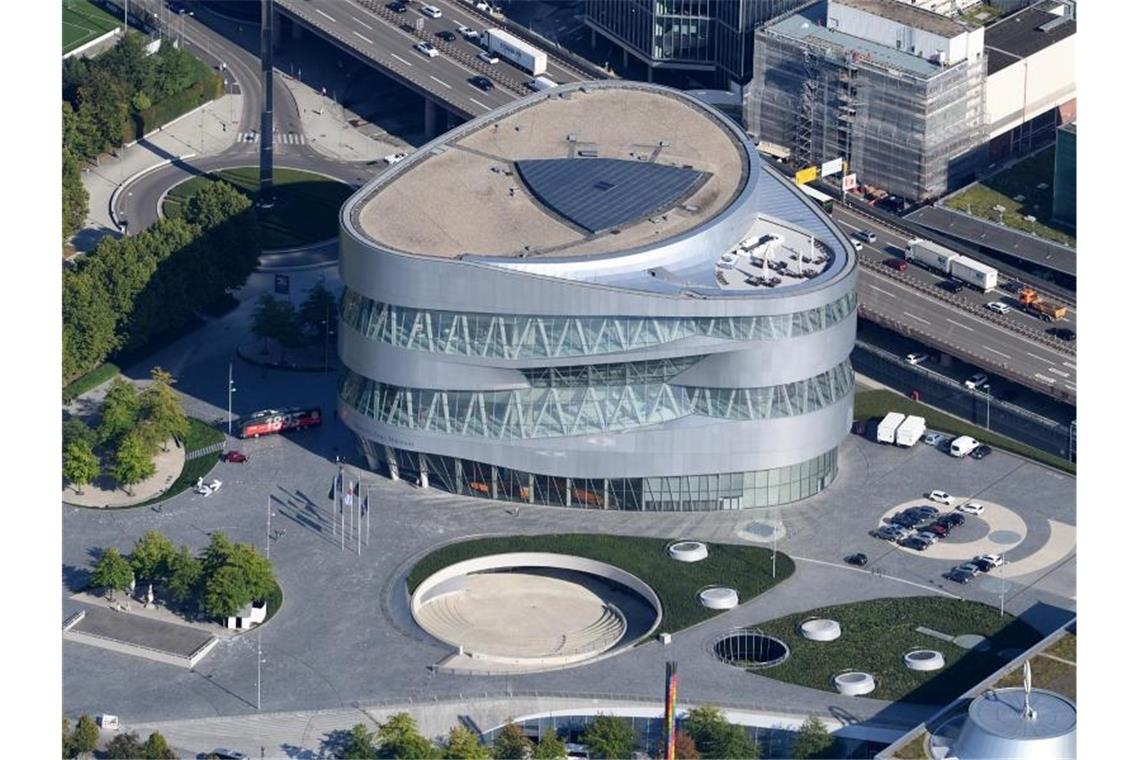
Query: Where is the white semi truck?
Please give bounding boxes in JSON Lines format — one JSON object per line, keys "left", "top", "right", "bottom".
{"left": 481, "top": 29, "right": 548, "bottom": 76}
{"left": 894, "top": 415, "right": 926, "bottom": 447}
{"left": 905, "top": 238, "right": 998, "bottom": 292}
{"left": 877, "top": 412, "right": 906, "bottom": 444}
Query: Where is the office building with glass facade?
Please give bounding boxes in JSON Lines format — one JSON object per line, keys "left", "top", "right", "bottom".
{"left": 338, "top": 81, "right": 858, "bottom": 511}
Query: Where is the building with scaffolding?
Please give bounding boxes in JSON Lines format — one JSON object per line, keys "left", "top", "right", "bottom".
{"left": 746, "top": 0, "right": 987, "bottom": 201}
{"left": 337, "top": 82, "right": 858, "bottom": 512}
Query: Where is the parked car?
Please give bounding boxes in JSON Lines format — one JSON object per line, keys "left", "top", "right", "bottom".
{"left": 970, "top": 444, "right": 993, "bottom": 460}
{"left": 221, "top": 450, "right": 248, "bottom": 464}
{"left": 972, "top": 557, "right": 996, "bottom": 573}
{"left": 208, "top": 751, "right": 249, "bottom": 760}
{"left": 888, "top": 513, "right": 923, "bottom": 528}
{"left": 915, "top": 531, "right": 940, "bottom": 543}
{"left": 386, "top": 1, "right": 408, "bottom": 12}
{"left": 899, "top": 536, "right": 930, "bottom": 551}
{"left": 1001, "top": 279, "right": 1025, "bottom": 294}
{"left": 850, "top": 238, "right": 863, "bottom": 252}
{"left": 938, "top": 513, "right": 966, "bottom": 527}
{"left": 976, "top": 554, "right": 1005, "bottom": 567}
{"left": 478, "top": 50, "right": 500, "bottom": 64}
{"left": 964, "top": 372, "right": 989, "bottom": 390}
{"left": 845, "top": 553, "right": 869, "bottom": 566}
{"left": 436, "top": 30, "right": 457, "bottom": 42}
{"left": 959, "top": 502, "right": 985, "bottom": 515}
{"left": 383, "top": 151, "right": 409, "bottom": 165}
{"left": 1048, "top": 327, "right": 1076, "bottom": 342}
{"left": 856, "top": 229, "right": 877, "bottom": 243}
{"left": 953, "top": 563, "right": 982, "bottom": 576}
{"left": 874, "top": 525, "right": 906, "bottom": 541}
{"left": 415, "top": 41, "right": 440, "bottom": 58}
{"left": 924, "top": 523, "right": 949, "bottom": 537}
{"left": 945, "top": 568, "right": 974, "bottom": 584}
{"left": 986, "top": 301, "right": 1012, "bottom": 315}
{"left": 468, "top": 75, "right": 494, "bottom": 91}
{"left": 908, "top": 505, "right": 939, "bottom": 518}
{"left": 928, "top": 490, "right": 954, "bottom": 505}
{"left": 905, "top": 352, "right": 928, "bottom": 366}
{"left": 923, "top": 431, "right": 946, "bottom": 446}
{"left": 940, "top": 279, "right": 964, "bottom": 293}
{"left": 884, "top": 258, "right": 908, "bottom": 272}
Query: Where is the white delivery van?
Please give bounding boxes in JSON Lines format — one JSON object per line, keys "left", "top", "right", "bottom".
{"left": 894, "top": 415, "right": 926, "bottom": 447}
{"left": 877, "top": 412, "right": 906, "bottom": 444}
{"left": 949, "top": 435, "right": 980, "bottom": 458}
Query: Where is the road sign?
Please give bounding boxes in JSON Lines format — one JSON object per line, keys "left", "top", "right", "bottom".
{"left": 842, "top": 173, "right": 858, "bottom": 192}
{"left": 794, "top": 166, "right": 818, "bottom": 185}
{"left": 821, "top": 157, "right": 844, "bottom": 177}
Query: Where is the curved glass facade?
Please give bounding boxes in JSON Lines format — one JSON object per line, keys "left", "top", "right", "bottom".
{"left": 365, "top": 441, "right": 839, "bottom": 511}
{"left": 340, "top": 359, "right": 852, "bottom": 439}
{"left": 340, "top": 289, "right": 857, "bottom": 359}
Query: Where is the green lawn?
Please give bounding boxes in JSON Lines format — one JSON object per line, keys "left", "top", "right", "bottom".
{"left": 944, "top": 148, "right": 1075, "bottom": 248}
{"left": 854, "top": 389, "right": 1075, "bottom": 475}
{"left": 752, "top": 597, "right": 1042, "bottom": 704}
{"left": 125, "top": 418, "right": 223, "bottom": 509}
{"left": 164, "top": 167, "right": 354, "bottom": 250}
{"left": 63, "top": 0, "right": 121, "bottom": 54}
{"left": 183, "top": 416, "right": 224, "bottom": 452}
{"left": 994, "top": 632, "right": 1075, "bottom": 701}
{"left": 63, "top": 362, "right": 120, "bottom": 403}
{"left": 408, "top": 534, "right": 794, "bottom": 635}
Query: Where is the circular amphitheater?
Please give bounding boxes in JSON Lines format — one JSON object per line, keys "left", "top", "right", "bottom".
{"left": 411, "top": 553, "right": 661, "bottom": 674}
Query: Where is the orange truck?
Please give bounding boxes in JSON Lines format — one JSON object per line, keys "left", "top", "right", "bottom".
{"left": 1018, "top": 288, "right": 1068, "bottom": 322}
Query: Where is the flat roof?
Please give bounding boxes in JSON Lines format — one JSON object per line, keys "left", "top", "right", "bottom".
{"left": 968, "top": 688, "right": 1076, "bottom": 740}
{"left": 984, "top": 1, "right": 1075, "bottom": 75}
{"left": 767, "top": 5, "right": 942, "bottom": 78}
{"left": 832, "top": 0, "right": 972, "bottom": 38}
{"left": 353, "top": 86, "right": 746, "bottom": 259}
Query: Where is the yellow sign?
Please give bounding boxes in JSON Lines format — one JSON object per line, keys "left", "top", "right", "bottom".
{"left": 795, "top": 166, "right": 818, "bottom": 185}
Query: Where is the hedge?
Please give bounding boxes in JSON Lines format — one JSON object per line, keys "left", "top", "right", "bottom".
{"left": 130, "top": 69, "right": 223, "bottom": 140}
{"left": 853, "top": 390, "right": 1075, "bottom": 475}
{"left": 63, "top": 362, "right": 120, "bottom": 403}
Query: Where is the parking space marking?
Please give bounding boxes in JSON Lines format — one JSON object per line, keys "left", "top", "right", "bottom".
{"left": 353, "top": 31, "right": 374, "bottom": 44}
{"left": 791, "top": 556, "right": 962, "bottom": 600}
{"left": 903, "top": 311, "right": 931, "bottom": 325}
{"left": 351, "top": 16, "right": 373, "bottom": 30}
{"left": 391, "top": 53, "right": 413, "bottom": 66}
{"left": 468, "top": 97, "right": 492, "bottom": 111}
{"left": 315, "top": 9, "right": 337, "bottom": 23}
{"left": 1047, "top": 367, "right": 1070, "bottom": 378}
{"left": 1063, "top": 362, "right": 1077, "bottom": 370}
{"left": 866, "top": 283, "right": 897, "bottom": 299}
{"left": 982, "top": 345, "right": 1011, "bottom": 359}
{"left": 430, "top": 75, "right": 452, "bottom": 89}
{"left": 945, "top": 318, "right": 974, "bottom": 332}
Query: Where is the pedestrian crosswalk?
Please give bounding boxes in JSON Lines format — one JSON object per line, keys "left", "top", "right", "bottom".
{"left": 236, "top": 132, "right": 307, "bottom": 145}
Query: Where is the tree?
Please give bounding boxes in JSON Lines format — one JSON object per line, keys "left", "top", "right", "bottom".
{"left": 376, "top": 712, "right": 440, "bottom": 760}
{"left": 132, "top": 91, "right": 152, "bottom": 112}
{"left": 143, "top": 731, "right": 177, "bottom": 760}
{"left": 298, "top": 280, "right": 338, "bottom": 345}
{"left": 71, "top": 714, "right": 100, "bottom": 755}
{"left": 444, "top": 726, "right": 491, "bottom": 759}
{"left": 62, "top": 269, "right": 117, "bottom": 382}
{"left": 201, "top": 535, "right": 276, "bottom": 619}
{"left": 63, "top": 417, "right": 98, "bottom": 450}
{"left": 141, "top": 367, "right": 188, "bottom": 451}
{"left": 251, "top": 293, "right": 300, "bottom": 352}
{"left": 166, "top": 544, "right": 203, "bottom": 608}
{"left": 111, "top": 429, "right": 156, "bottom": 494}
{"left": 582, "top": 715, "right": 636, "bottom": 760}
{"left": 130, "top": 530, "right": 175, "bottom": 584}
{"left": 656, "top": 731, "right": 701, "bottom": 760}
{"left": 98, "top": 377, "right": 141, "bottom": 446}
{"left": 91, "top": 547, "right": 133, "bottom": 597}
{"left": 492, "top": 721, "right": 531, "bottom": 759}
{"left": 532, "top": 730, "right": 565, "bottom": 760}
{"left": 76, "top": 67, "right": 130, "bottom": 153}
{"left": 104, "top": 730, "right": 146, "bottom": 759}
{"left": 791, "top": 717, "right": 833, "bottom": 760}
{"left": 101, "top": 33, "right": 154, "bottom": 103}
{"left": 63, "top": 716, "right": 73, "bottom": 759}
{"left": 341, "top": 723, "right": 378, "bottom": 759}
{"left": 63, "top": 438, "right": 101, "bottom": 494}
{"left": 63, "top": 147, "right": 90, "bottom": 241}
{"left": 684, "top": 705, "right": 756, "bottom": 760}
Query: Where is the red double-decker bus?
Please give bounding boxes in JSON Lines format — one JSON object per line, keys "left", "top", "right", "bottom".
{"left": 237, "top": 407, "right": 322, "bottom": 439}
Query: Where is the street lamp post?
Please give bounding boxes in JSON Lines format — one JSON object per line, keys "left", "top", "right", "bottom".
{"left": 999, "top": 555, "right": 1006, "bottom": 617}
{"left": 982, "top": 384, "right": 991, "bottom": 430}
{"left": 227, "top": 362, "right": 236, "bottom": 437}
{"left": 323, "top": 300, "right": 330, "bottom": 372}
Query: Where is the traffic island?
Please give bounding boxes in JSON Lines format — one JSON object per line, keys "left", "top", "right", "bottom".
{"left": 163, "top": 167, "right": 355, "bottom": 250}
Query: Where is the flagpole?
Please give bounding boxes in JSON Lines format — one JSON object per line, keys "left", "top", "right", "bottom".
{"left": 357, "top": 482, "right": 362, "bottom": 556}
{"left": 366, "top": 486, "right": 370, "bottom": 546}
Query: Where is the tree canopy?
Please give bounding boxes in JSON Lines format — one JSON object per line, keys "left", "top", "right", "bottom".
{"left": 492, "top": 721, "right": 531, "bottom": 760}
{"left": 376, "top": 713, "right": 441, "bottom": 760}
{"left": 582, "top": 715, "right": 636, "bottom": 760}
{"left": 111, "top": 429, "right": 157, "bottom": 494}
{"left": 790, "top": 716, "right": 833, "bottom": 760}
{"left": 684, "top": 705, "right": 757, "bottom": 760}
{"left": 63, "top": 438, "right": 100, "bottom": 494}
{"left": 98, "top": 377, "right": 142, "bottom": 446}
{"left": 130, "top": 530, "right": 176, "bottom": 584}
{"left": 532, "top": 729, "right": 566, "bottom": 760}
{"left": 141, "top": 367, "right": 188, "bottom": 450}
{"left": 444, "top": 726, "right": 491, "bottom": 759}
{"left": 91, "top": 548, "right": 133, "bottom": 596}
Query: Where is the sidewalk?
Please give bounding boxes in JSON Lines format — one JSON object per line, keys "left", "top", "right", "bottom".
{"left": 282, "top": 74, "right": 407, "bottom": 163}
{"left": 73, "top": 93, "right": 243, "bottom": 255}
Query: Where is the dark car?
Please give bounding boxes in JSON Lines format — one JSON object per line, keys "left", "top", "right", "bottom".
{"left": 908, "top": 505, "right": 939, "bottom": 519}
{"left": 221, "top": 450, "right": 248, "bottom": 464}
{"left": 972, "top": 557, "right": 996, "bottom": 573}
{"left": 852, "top": 419, "right": 867, "bottom": 436}
{"left": 924, "top": 523, "right": 949, "bottom": 537}
{"left": 899, "top": 537, "right": 929, "bottom": 551}
{"left": 469, "top": 75, "right": 495, "bottom": 91}
{"left": 970, "top": 444, "right": 993, "bottom": 460}
{"left": 938, "top": 513, "right": 966, "bottom": 527}
{"left": 436, "top": 30, "right": 457, "bottom": 42}
{"left": 387, "top": 1, "right": 408, "bottom": 12}
{"left": 884, "top": 258, "right": 908, "bottom": 272}
{"left": 1049, "top": 327, "right": 1076, "bottom": 342}
{"left": 889, "top": 513, "right": 923, "bottom": 528}
{"left": 945, "top": 569, "right": 974, "bottom": 584}
{"left": 940, "top": 279, "right": 965, "bottom": 294}
{"left": 845, "top": 553, "right": 869, "bottom": 566}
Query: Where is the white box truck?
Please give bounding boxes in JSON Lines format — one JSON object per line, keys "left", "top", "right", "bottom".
{"left": 527, "top": 75, "right": 558, "bottom": 91}
{"left": 905, "top": 238, "right": 960, "bottom": 274}
{"left": 949, "top": 435, "right": 980, "bottom": 458}
{"left": 481, "top": 29, "right": 548, "bottom": 76}
{"left": 949, "top": 256, "right": 998, "bottom": 292}
{"left": 877, "top": 412, "right": 906, "bottom": 444}
{"left": 894, "top": 415, "right": 926, "bottom": 447}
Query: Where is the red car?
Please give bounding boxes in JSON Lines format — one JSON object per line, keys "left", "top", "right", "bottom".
{"left": 884, "top": 258, "right": 908, "bottom": 272}
{"left": 925, "top": 523, "right": 949, "bottom": 536}
{"left": 221, "top": 451, "right": 249, "bottom": 464}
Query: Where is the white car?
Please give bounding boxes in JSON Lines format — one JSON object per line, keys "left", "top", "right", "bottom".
{"left": 928, "top": 490, "right": 953, "bottom": 505}
{"left": 383, "top": 152, "right": 409, "bottom": 165}
{"left": 964, "top": 372, "right": 988, "bottom": 390}
{"left": 457, "top": 25, "right": 481, "bottom": 41}
{"left": 415, "top": 42, "right": 440, "bottom": 58}
{"left": 420, "top": 3, "right": 443, "bottom": 18}
{"left": 976, "top": 553, "right": 1005, "bottom": 567}
{"left": 905, "top": 352, "right": 929, "bottom": 366}
{"left": 959, "top": 502, "right": 985, "bottom": 515}
{"left": 986, "top": 301, "right": 1012, "bottom": 315}
{"left": 850, "top": 238, "right": 863, "bottom": 252}
{"left": 478, "top": 50, "right": 500, "bottom": 64}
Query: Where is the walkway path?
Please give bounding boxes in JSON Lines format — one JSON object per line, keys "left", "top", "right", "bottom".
{"left": 283, "top": 73, "right": 406, "bottom": 163}
{"left": 63, "top": 438, "right": 184, "bottom": 508}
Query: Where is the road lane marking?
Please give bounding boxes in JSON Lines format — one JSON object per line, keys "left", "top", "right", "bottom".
{"left": 902, "top": 311, "right": 931, "bottom": 325}
{"left": 1026, "top": 351, "right": 1055, "bottom": 365}
{"left": 315, "top": 9, "right": 337, "bottom": 23}
{"left": 1034, "top": 373, "right": 1057, "bottom": 384}
{"left": 353, "top": 31, "right": 374, "bottom": 44}
{"left": 430, "top": 75, "right": 452, "bottom": 89}
{"left": 982, "top": 345, "right": 1011, "bottom": 359}
{"left": 1065, "top": 384, "right": 1077, "bottom": 392}
{"left": 865, "top": 283, "right": 897, "bottom": 298}
{"left": 351, "top": 16, "right": 373, "bottom": 30}
{"left": 468, "top": 97, "right": 492, "bottom": 111}
{"left": 945, "top": 318, "right": 974, "bottom": 332}
{"left": 1063, "top": 362, "right": 1077, "bottom": 370}
{"left": 391, "top": 53, "right": 413, "bottom": 66}
{"left": 1047, "top": 367, "right": 1070, "bottom": 378}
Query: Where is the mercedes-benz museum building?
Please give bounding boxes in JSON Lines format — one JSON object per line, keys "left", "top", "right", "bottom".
{"left": 337, "top": 81, "right": 857, "bottom": 511}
